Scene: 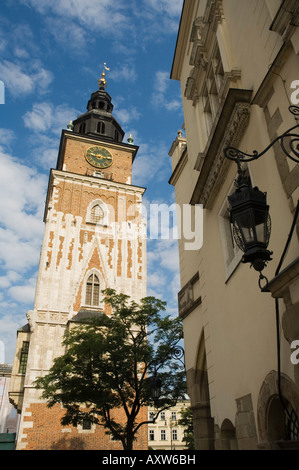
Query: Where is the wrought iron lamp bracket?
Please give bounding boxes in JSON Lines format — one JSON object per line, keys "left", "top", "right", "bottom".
{"left": 172, "top": 345, "right": 185, "bottom": 371}
{"left": 224, "top": 105, "right": 299, "bottom": 165}
{"left": 223, "top": 106, "right": 299, "bottom": 289}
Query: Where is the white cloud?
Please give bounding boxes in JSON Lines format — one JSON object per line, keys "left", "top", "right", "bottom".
{"left": 132, "top": 140, "right": 171, "bottom": 187}
{"left": 109, "top": 64, "right": 137, "bottom": 83}
{"left": 114, "top": 106, "right": 141, "bottom": 126}
{"left": 146, "top": 238, "right": 180, "bottom": 311}
{"left": 22, "top": 102, "right": 79, "bottom": 169}
{"left": 146, "top": 0, "right": 183, "bottom": 17}
{"left": 0, "top": 148, "right": 45, "bottom": 360}
{"left": 13, "top": 47, "right": 30, "bottom": 59}
{"left": 0, "top": 150, "right": 46, "bottom": 271}
{"left": 0, "top": 60, "right": 53, "bottom": 98}
{"left": 23, "top": 102, "right": 79, "bottom": 135}
{"left": 0, "top": 129, "right": 15, "bottom": 147}
{"left": 45, "top": 16, "right": 91, "bottom": 53}
{"left": 21, "top": 0, "right": 130, "bottom": 35}
{"left": 8, "top": 274, "right": 37, "bottom": 304}
{"left": 151, "top": 70, "right": 182, "bottom": 112}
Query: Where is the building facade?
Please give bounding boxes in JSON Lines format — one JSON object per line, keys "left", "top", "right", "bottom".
{"left": 9, "top": 70, "right": 147, "bottom": 450}
{"left": 0, "top": 364, "right": 19, "bottom": 434}
{"left": 170, "top": 0, "right": 299, "bottom": 450}
{"left": 148, "top": 401, "right": 191, "bottom": 450}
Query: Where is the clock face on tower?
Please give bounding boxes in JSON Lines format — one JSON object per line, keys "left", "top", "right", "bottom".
{"left": 85, "top": 146, "right": 113, "bottom": 169}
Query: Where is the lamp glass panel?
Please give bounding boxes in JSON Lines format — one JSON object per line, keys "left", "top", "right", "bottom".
{"left": 253, "top": 209, "right": 268, "bottom": 244}
{"left": 236, "top": 209, "right": 256, "bottom": 244}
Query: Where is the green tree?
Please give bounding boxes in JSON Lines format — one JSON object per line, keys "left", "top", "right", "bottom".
{"left": 178, "top": 407, "right": 195, "bottom": 450}
{"left": 35, "top": 289, "right": 186, "bottom": 450}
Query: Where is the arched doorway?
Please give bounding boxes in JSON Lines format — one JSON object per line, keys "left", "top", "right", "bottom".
{"left": 257, "top": 371, "right": 299, "bottom": 449}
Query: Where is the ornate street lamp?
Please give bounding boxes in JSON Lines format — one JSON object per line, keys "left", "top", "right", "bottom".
{"left": 224, "top": 105, "right": 299, "bottom": 281}
{"left": 227, "top": 166, "right": 272, "bottom": 274}
{"left": 150, "top": 370, "right": 162, "bottom": 405}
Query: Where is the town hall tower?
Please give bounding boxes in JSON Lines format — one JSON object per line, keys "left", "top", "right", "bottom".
{"left": 9, "top": 68, "right": 147, "bottom": 450}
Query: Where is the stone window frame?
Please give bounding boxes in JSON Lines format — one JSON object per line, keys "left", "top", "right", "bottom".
{"left": 86, "top": 199, "right": 109, "bottom": 226}
{"left": 83, "top": 268, "right": 105, "bottom": 309}
{"left": 200, "top": 41, "right": 225, "bottom": 138}
{"left": 77, "top": 419, "right": 96, "bottom": 434}
{"left": 77, "top": 420, "right": 96, "bottom": 434}
{"left": 185, "top": 1, "right": 242, "bottom": 148}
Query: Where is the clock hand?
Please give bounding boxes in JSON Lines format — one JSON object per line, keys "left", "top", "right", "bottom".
{"left": 89, "top": 152, "right": 112, "bottom": 160}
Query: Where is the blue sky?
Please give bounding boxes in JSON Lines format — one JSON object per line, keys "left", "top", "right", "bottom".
{"left": 0, "top": 0, "right": 184, "bottom": 362}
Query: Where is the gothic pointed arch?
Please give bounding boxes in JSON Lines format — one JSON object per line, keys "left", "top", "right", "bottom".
{"left": 86, "top": 199, "right": 110, "bottom": 226}
{"left": 72, "top": 240, "right": 108, "bottom": 314}
{"left": 188, "top": 329, "right": 214, "bottom": 450}
{"left": 219, "top": 419, "right": 238, "bottom": 450}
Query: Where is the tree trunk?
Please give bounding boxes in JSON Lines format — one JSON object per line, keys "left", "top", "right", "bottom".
{"left": 123, "top": 422, "right": 135, "bottom": 450}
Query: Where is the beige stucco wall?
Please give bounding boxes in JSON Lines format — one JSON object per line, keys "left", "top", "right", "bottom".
{"left": 170, "top": 0, "right": 299, "bottom": 448}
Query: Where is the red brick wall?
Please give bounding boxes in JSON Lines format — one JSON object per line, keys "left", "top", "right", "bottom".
{"left": 22, "top": 403, "right": 148, "bottom": 450}
{"left": 63, "top": 137, "right": 133, "bottom": 184}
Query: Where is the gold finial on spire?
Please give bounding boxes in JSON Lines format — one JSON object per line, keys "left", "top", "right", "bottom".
{"left": 98, "top": 62, "right": 110, "bottom": 89}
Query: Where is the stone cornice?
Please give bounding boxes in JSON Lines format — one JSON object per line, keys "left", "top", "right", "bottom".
{"left": 170, "top": 0, "right": 195, "bottom": 80}
{"left": 270, "top": 0, "right": 299, "bottom": 41}
{"left": 169, "top": 146, "right": 188, "bottom": 187}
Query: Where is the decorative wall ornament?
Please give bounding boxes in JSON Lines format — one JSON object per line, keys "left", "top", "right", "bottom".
{"left": 198, "top": 102, "right": 251, "bottom": 209}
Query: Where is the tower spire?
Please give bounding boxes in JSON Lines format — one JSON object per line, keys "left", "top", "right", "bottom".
{"left": 72, "top": 61, "right": 124, "bottom": 142}
{"left": 98, "top": 63, "right": 110, "bottom": 90}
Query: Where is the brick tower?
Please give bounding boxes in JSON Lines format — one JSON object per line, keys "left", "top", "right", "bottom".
{"left": 9, "top": 68, "right": 147, "bottom": 450}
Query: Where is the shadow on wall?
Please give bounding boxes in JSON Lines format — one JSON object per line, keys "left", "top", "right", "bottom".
{"left": 50, "top": 436, "right": 86, "bottom": 450}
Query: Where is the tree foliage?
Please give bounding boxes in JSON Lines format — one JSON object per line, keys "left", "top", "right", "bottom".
{"left": 178, "top": 406, "right": 195, "bottom": 449}
{"left": 35, "top": 289, "right": 186, "bottom": 450}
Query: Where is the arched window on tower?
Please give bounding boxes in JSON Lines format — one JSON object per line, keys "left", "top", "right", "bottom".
{"left": 79, "top": 123, "right": 86, "bottom": 134}
{"left": 90, "top": 204, "right": 104, "bottom": 224}
{"left": 97, "top": 121, "right": 105, "bottom": 134}
{"left": 85, "top": 274, "right": 100, "bottom": 306}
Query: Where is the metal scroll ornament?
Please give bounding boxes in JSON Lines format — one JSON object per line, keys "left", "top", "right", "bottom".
{"left": 224, "top": 106, "right": 299, "bottom": 164}
{"left": 172, "top": 346, "right": 185, "bottom": 371}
